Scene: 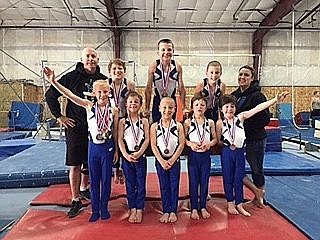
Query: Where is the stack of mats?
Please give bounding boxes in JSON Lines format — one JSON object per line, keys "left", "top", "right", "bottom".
{"left": 266, "top": 118, "right": 282, "bottom": 152}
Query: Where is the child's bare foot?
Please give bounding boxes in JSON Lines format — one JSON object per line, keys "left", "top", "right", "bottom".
{"left": 227, "top": 202, "right": 239, "bottom": 215}
{"left": 200, "top": 208, "right": 211, "bottom": 219}
{"left": 159, "top": 213, "right": 169, "bottom": 223}
{"left": 190, "top": 209, "right": 200, "bottom": 220}
{"left": 128, "top": 208, "right": 136, "bottom": 223}
{"left": 236, "top": 203, "right": 251, "bottom": 217}
{"left": 255, "top": 189, "right": 265, "bottom": 208}
{"left": 135, "top": 209, "right": 143, "bottom": 223}
{"left": 118, "top": 168, "right": 125, "bottom": 184}
{"left": 113, "top": 169, "right": 119, "bottom": 184}
{"left": 168, "top": 212, "right": 177, "bottom": 223}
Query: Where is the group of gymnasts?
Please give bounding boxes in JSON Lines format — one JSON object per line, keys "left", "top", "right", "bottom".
{"left": 44, "top": 38, "right": 288, "bottom": 223}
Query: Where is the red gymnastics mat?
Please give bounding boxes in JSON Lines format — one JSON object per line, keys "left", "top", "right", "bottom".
{"left": 30, "top": 174, "right": 254, "bottom": 206}
{"left": 5, "top": 173, "right": 307, "bottom": 240}
{"left": 5, "top": 197, "right": 307, "bottom": 240}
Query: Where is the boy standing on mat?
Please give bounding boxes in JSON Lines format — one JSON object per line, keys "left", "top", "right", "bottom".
{"left": 150, "top": 97, "right": 185, "bottom": 223}
{"left": 107, "top": 59, "right": 135, "bottom": 184}
{"left": 144, "top": 38, "right": 186, "bottom": 123}
{"left": 118, "top": 91, "right": 149, "bottom": 223}
{"left": 217, "top": 91, "right": 288, "bottom": 217}
{"left": 44, "top": 67, "right": 119, "bottom": 222}
{"left": 184, "top": 93, "right": 218, "bottom": 220}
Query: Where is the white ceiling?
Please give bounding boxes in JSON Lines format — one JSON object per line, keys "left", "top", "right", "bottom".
{"left": 0, "top": 0, "right": 319, "bottom": 30}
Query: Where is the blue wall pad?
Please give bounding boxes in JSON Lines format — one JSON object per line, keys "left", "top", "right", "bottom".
{"left": 0, "top": 141, "right": 68, "bottom": 188}
{"left": 210, "top": 150, "right": 320, "bottom": 176}
{"left": 8, "top": 101, "right": 43, "bottom": 130}
{"left": 0, "top": 138, "right": 36, "bottom": 161}
{"left": 276, "top": 103, "right": 292, "bottom": 119}
{"left": 276, "top": 103, "right": 294, "bottom": 126}
{"left": 266, "top": 175, "right": 320, "bottom": 240}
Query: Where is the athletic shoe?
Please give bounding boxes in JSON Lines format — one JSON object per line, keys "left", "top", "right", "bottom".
{"left": 67, "top": 200, "right": 82, "bottom": 218}
{"left": 80, "top": 189, "right": 91, "bottom": 200}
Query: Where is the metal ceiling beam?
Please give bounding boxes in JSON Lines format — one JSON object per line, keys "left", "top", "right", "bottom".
{"left": 294, "top": 2, "right": 320, "bottom": 27}
{"left": 2, "top": 25, "right": 319, "bottom": 30}
{"left": 104, "top": 0, "right": 121, "bottom": 58}
{"left": 252, "top": 0, "right": 303, "bottom": 81}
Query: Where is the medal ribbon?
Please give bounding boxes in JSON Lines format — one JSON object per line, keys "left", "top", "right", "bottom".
{"left": 194, "top": 116, "right": 206, "bottom": 144}
{"left": 112, "top": 81, "right": 123, "bottom": 107}
{"left": 226, "top": 118, "right": 236, "bottom": 146}
{"left": 128, "top": 114, "right": 140, "bottom": 148}
{"left": 95, "top": 102, "right": 109, "bottom": 132}
{"left": 208, "top": 82, "right": 219, "bottom": 108}
{"left": 160, "top": 119, "right": 172, "bottom": 152}
{"left": 161, "top": 63, "right": 171, "bottom": 95}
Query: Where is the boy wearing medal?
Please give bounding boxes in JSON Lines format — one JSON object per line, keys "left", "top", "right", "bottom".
{"left": 150, "top": 97, "right": 185, "bottom": 223}
{"left": 108, "top": 58, "right": 135, "bottom": 184}
{"left": 44, "top": 67, "right": 119, "bottom": 222}
{"left": 144, "top": 38, "right": 186, "bottom": 123}
{"left": 194, "top": 60, "right": 226, "bottom": 122}
{"left": 218, "top": 91, "right": 288, "bottom": 217}
{"left": 184, "top": 93, "right": 218, "bottom": 220}
{"left": 118, "top": 91, "right": 150, "bottom": 223}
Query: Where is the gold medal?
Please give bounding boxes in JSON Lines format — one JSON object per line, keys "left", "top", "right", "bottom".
{"left": 164, "top": 149, "right": 169, "bottom": 154}
{"left": 162, "top": 92, "right": 168, "bottom": 97}
{"left": 134, "top": 145, "right": 140, "bottom": 151}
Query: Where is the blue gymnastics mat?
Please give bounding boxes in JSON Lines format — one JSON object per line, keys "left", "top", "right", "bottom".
{"left": 0, "top": 138, "right": 36, "bottom": 161}
{"left": 1, "top": 139, "right": 320, "bottom": 188}
{"left": 0, "top": 131, "right": 31, "bottom": 141}
{"left": 210, "top": 150, "right": 320, "bottom": 176}
{"left": 0, "top": 141, "right": 68, "bottom": 188}
{"left": 266, "top": 175, "right": 320, "bottom": 240}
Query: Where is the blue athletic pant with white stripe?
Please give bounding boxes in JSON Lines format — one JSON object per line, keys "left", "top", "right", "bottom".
{"left": 221, "top": 147, "right": 245, "bottom": 205}
{"left": 88, "top": 140, "right": 114, "bottom": 216}
{"left": 188, "top": 150, "right": 211, "bottom": 210}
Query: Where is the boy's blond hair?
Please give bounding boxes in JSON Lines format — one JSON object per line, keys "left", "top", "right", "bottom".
{"left": 160, "top": 97, "right": 176, "bottom": 107}
{"left": 93, "top": 80, "right": 109, "bottom": 90}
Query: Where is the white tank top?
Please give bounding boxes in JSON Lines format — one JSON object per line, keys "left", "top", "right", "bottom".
{"left": 188, "top": 117, "right": 211, "bottom": 152}
{"left": 156, "top": 119, "right": 179, "bottom": 157}
{"left": 153, "top": 59, "right": 178, "bottom": 98}
{"left": 123, "top": 118, "right": 145, "bottom": 152}
{"left": 87, "top": 103, "right": 113, "bottom": 144}
{"left": 222, "top": 116, "right": 246, "bottom": 148}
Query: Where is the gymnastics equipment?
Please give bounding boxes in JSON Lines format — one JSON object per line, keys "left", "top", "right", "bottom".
{"left": 314, "top": 120, "right": 320, "bottom": 138}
